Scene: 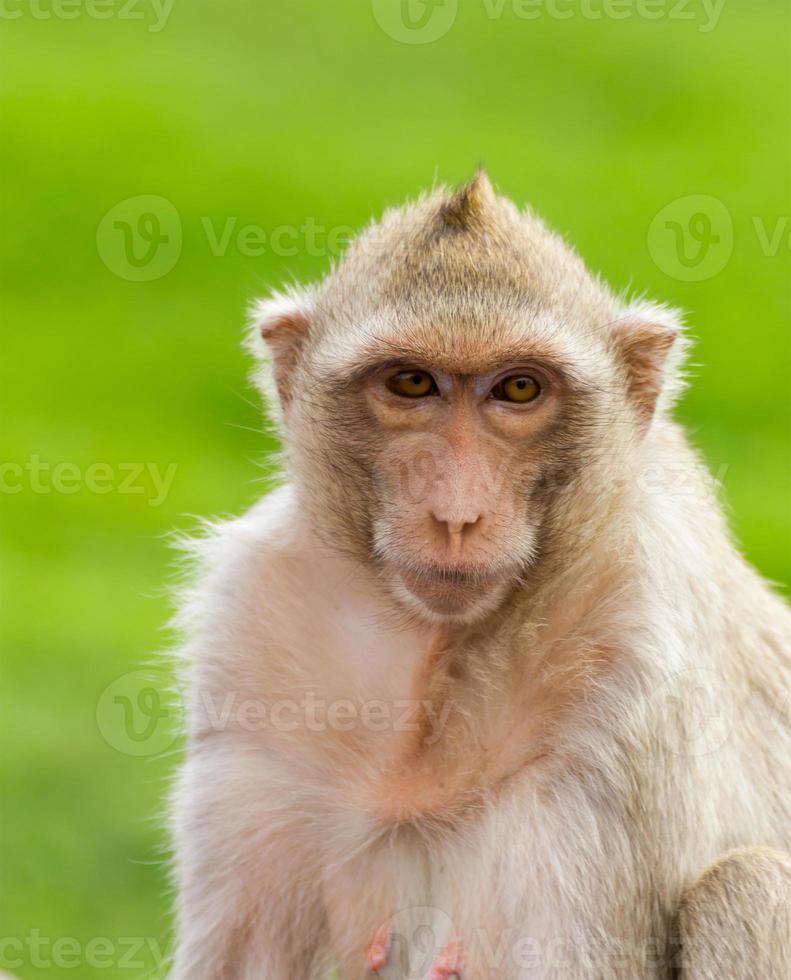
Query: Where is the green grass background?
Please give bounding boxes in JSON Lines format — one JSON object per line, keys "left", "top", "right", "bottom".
{"left": 1, "top": 0, "right": 789, "bottom": 976}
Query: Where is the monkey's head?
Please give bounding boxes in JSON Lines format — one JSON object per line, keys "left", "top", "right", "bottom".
{"left": 251, "top": 173, "right": 686, "bottom": 623}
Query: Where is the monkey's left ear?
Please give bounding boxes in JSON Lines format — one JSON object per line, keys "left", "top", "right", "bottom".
{"left": 247, "top": 287, "right": 314, "bottom": 407}
{"left": 612, "top": 302, "right": 688, "bottom": 427}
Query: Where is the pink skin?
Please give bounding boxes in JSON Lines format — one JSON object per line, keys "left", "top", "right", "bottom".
{"left": 429, "top": 939, "right": 464, "bottom": 980}
{"left": 364, "top": 923, "right": 391, "bottom": 973}
{"left": 364, "top": 929, "right": 464, "bottom": 978}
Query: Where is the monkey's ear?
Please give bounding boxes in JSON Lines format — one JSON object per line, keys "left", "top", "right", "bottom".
{"left": 612, "top": 303, "right": 688, "bottom": 426}
{"left": 248, "top": 288, "right": 313, "bottom": 406}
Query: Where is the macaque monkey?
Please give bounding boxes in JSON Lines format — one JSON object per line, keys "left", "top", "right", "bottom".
{"left": 169, "top": 173, "right": 791, "bottom": 979}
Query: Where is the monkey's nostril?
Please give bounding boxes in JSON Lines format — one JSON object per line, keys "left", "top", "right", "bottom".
{"left": 434, "top": 514, "right": 484, "bottom": 540}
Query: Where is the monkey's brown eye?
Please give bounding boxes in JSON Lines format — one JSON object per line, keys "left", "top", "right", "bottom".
{"left": 491, "top": 375, "right": 541, "bottom": 404}
{"left": 386, "top": 370, "right": 437, "bottom": 398}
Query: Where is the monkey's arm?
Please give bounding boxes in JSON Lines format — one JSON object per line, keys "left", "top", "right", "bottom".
{"left": 169, "top": 734, "right": 328, "bottom": 980}
{"left": 677, "top": 847, "right": 791, "bottom": 979}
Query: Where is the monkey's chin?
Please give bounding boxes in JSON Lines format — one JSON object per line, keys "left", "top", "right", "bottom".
{"left": 393, "top": 570, "right": 509, "bottom": 623}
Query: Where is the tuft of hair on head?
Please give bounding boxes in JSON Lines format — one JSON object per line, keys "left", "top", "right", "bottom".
{"left": 438, "top": 168, "right": 496, "bottom": 231}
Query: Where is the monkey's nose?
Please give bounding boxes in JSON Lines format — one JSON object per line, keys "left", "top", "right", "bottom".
{"left": 446, "top": 519, "right": 480, "bottom": 536}
{"left": 430, "top": 513, "right": 484, "bottom": 553}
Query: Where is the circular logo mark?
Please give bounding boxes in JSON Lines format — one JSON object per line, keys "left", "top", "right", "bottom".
{"left": 96, "top": 670, "right": 182, "bottom": 756}
{"left": 376, "top": 905, "right": 457, "bottom": 977}
{"left": 97, "top": 195, "right": 182, "bottom": 282}
{"left": 372, "top": 0, "right": 458, "bottom": 44}
{"left": 647, "top": 195, "right": 733, "bottom": 282}
{"left": 651, "top": 667, "right": 735, "bottom": 757}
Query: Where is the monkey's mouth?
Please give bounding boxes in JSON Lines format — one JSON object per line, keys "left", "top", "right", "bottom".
{"left": 410, "top": 566, "right": 492, "bottom": 585}
{"left": 396, "top": 565, "right": 506, "bottom": 617}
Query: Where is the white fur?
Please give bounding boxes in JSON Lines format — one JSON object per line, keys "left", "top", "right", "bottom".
{"left": 169, "top": 184, "right": 790, "bottom": 978}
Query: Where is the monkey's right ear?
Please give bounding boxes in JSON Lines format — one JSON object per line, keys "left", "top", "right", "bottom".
{"left": 247, "top": 288, "right": 313, "bottom": 406}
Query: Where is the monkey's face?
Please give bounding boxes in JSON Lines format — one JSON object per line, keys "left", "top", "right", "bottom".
{"left": 256, "top": 177, "right": 681, "bottom": 623}
{"left": 284, "top": 306, "right": 650, "bottom": 624}
{"left": 283, "top": 314, "right": 668, "bottom": 624}
{"left": 350, "top": 353, "right": 575, "bottom": 621}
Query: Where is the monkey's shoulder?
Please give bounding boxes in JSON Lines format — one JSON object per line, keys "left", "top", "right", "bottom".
{"left": 175, "top": 483, "right": 310, "bottom": 629}
{"left": 177, "top": 483, "right": 405, "bottom": 665}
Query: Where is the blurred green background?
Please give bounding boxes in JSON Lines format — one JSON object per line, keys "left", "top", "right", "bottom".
{"left": 1, "top": 0, "right": 789, "bottom": 975}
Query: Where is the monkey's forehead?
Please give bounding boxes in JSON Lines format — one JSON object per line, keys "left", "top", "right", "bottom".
{"left": 317, "top": 184, "right": 617, "bottom": 332}
{"left": 310, "top": 301, "right": 615, "bottom": 384}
